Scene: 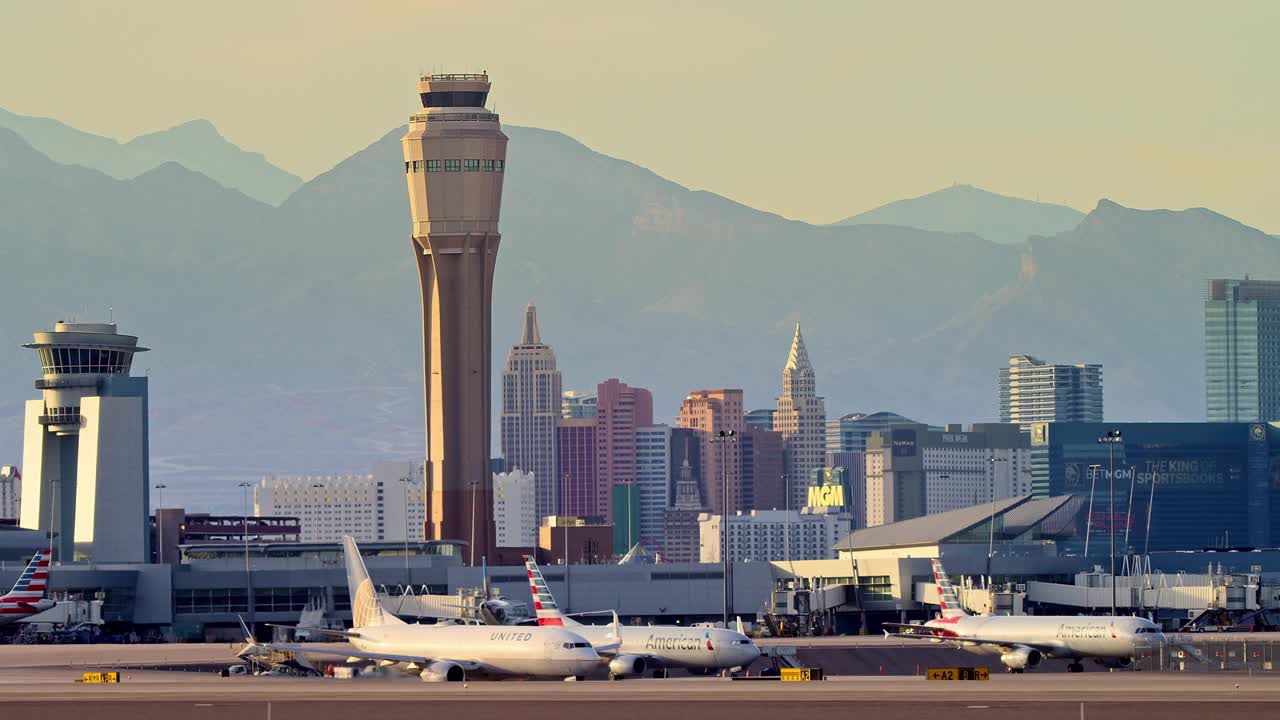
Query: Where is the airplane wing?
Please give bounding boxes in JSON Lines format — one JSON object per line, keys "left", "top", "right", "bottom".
{"left": 236, "top": 616, "right": 480, "bottom": 670}
{"left": 266, "top": 624, "right": 363, "bottom": 639}
{"left": 251, "top": 642, "right": 481, "bottom": 669}
{"left": 882, "top": 623, "right": 1064, "bottom": 654}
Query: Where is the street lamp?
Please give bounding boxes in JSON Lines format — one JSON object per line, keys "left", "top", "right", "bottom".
{"left": 712, "top": 430, "right": 737, "bottom": 628}
{"left": 238, "top": 481, "right": 253, "bottom": 630}
{"left": 1085, "top": 464, "right": 1101, "bottom": 557}
{"left": 154, "top": 483, "right": 167, "bottom": 564}
{"left": 987, "top": 457, "right": 1008, "bottom": 581}
{"left": 1097, "top": 431, "right": 1123, "bottom": 616}
{"left": 398, "top": 474, "right": 413, "bottom": 590}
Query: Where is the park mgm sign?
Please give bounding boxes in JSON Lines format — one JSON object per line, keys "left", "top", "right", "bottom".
{"left": 807, "top": 467, "right": 850, "bottom": 510}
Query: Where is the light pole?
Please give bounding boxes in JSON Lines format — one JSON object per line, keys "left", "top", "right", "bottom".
{"left": 47, "top": 477, "right": 58, "bottom": 565}
{"left": 154, "top": 483, "right": 167, "bottom": 564}
{"left": 1097, "top": 431, "right": 1123, "bottom": 616}
{"left": 398, "top": 474, "right": 413, "bottom": 589}
{"left": 238, "top": 481, "right": 252, "bottom": 629}
{"left": 783, "top": 473, "right": 791, "bottom": 571}
{"left": 1143, "top": 468, "right": 1158, "bottom": 556}
{"left": 712, "top": 430, "right": 737, "bottom": 627}
{"left": 469, "top": 476, "right": 479, "bottom": 567}
{"left": 1085, "top": 464, "right": 1101, "bottom": 557}
{"left": 987, "top": 457, "right": 1007, "bottom": 582}
{"left": 1123, "top": 464, "right": 1137, "bottom": 555}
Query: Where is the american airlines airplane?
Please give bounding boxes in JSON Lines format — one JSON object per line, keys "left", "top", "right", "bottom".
{"left": 524, "top": 555, "right": 760, "bottom": 679}
{"left": 0, "top": 549, "right": 55, "bottom": 625}
{"left": 885, "top": 559, "right": 1167, "bottom": 673}
{"left": 238, "top": 537, "right": 601, "bottom": 681}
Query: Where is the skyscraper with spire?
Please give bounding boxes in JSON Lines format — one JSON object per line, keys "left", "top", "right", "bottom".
{"left": 662, "top": 429, "right": 705, "bottom": 563}
{"left": 775, "top": 323, "right": 826, "bottom": 512}
{"left": 500, "top": 304, "right": 562, "bottom": 520}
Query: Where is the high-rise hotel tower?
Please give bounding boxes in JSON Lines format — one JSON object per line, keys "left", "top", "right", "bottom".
{"left": 402, "top": 73, "right": 507, "bottom": 561}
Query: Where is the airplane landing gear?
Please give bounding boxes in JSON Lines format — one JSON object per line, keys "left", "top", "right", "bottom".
{"left": 652, "top": 668, "right": 669, "bottom": 679}
{"left": 1067, "top": 662, "right": 1085, "bottom": 673}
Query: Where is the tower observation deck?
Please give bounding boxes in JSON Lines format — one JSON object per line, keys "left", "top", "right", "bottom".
{"left": 402, "top": 72, "right": 506, "bottom": 562}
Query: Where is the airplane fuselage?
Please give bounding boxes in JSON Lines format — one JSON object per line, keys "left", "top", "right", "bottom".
{"left": 922, "top": 614, "right": 1165, "bottom": 662}
{"left": 352, "top": 623, "right": 600, "bottom": 678}
{"left": 572, "top": 624, "right": 759, "bottom": 670}
{"left": 0, "top": 599, "right": 56, "bottom": 626}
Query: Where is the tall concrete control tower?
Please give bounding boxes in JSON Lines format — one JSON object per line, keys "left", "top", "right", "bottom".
{"left": 402, "top": 72, "right": 506, "bottom": 561}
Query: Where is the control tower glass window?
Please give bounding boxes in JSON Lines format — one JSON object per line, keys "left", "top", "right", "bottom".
{"left": 464, "top": 159, "right": 481, "bottom": 172}
{"left": 419, "top": 91, "right": 489, "bottom": 108}
{"left": 444, "top": 159, "right": 461, "bottom": 172}
{"left": 426, "top": 160, "right": 441, "bottom": 172}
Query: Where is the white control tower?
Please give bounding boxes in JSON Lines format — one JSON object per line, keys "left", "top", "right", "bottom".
{"left": 20, "top": 321, "right": 150, "bottom": 562}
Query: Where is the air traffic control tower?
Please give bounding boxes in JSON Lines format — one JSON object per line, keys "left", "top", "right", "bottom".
{"left": 20, "top": 322, "right": 150, "bottom": 563}
{"left": 402, "top": 72, "right": 506, "bottom": 562}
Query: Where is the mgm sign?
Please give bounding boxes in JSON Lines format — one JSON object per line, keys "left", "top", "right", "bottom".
{"left": 807, "top": 467, "right": 849, "bottom": 509}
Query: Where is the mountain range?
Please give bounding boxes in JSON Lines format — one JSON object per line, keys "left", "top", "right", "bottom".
{"left": 0, "top": 108, "right": 301, "bottom": 204}
{"left": 832, "top": 184, "right": 1085, "bottom": 245}
{"left": 2, "top": 109, "right": 1277, "bottom": 511}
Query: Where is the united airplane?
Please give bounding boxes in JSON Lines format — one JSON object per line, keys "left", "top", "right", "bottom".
{"left": 0, "top": 549, "right": 54, "bottom": 625}
{"left": 885, "top": 559, "right": 1167, "bottom": 673}
{"left": 524, "top": 555, "right": 760, "bottom": 679}
{"left": 238, "top": 537, "right": 601, "bottom": 681}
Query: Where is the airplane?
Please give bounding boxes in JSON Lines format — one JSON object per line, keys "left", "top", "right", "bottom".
{"left": 884, "top": 558, "right": 1168, "bottom": 673}
{"left": 524, "top": 555, "right": 760, "bottom": 679}
{"left": 0, "top": 549, "right": 55, "bottom": 625}
{"left": 237, "top": 536, "right": 602, "bottom": 681}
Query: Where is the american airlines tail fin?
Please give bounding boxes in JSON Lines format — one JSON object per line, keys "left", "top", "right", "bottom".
{"left": 342, "top": 536, "right": 404, "bottom": 629}
{"left": 3, "top": 549, "right": 51, "bottom": 601}
{"left": 930, "top": 558, "right": 971, "bottom": 619}
{"left": 523, "top": 555, "right": 578, "bottom": 627}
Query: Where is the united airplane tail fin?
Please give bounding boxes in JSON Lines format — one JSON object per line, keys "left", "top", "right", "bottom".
{"left": 930, "top": 558, "right": 971, "bottom": 618}
{"left": 3, "top": 548, "right": 51, "bottom": 601}
{"left": 523, "top": 555, "right": 578, "bottom": 627}
{"left": 343, "top": 535, "right": 404, "bottom": 629}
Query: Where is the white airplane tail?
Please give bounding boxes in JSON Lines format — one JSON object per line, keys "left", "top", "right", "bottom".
{"left": 930, "top": 558, "right": 971, "bottom": 619}
{"left": 343, "top": 536, "right": 404, "bottom": 629}
{"left": 523, "top": 555, "right": 577, "bottom": 627}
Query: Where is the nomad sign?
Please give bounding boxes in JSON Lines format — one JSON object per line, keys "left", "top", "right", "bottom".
{"left": 927, "top": 667, "right": 989, "bottom": 681}
{"left": 79, "top": 671, "right": 120, "bottom": 684}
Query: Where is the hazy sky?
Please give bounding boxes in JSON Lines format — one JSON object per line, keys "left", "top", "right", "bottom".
{"left": 3, "top": 1, "right": 1277, "bottom": 229}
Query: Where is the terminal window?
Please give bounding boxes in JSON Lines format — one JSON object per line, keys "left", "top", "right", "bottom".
{"left": 444, "top": 159, "right": 461, "bottom": 172}
{"left": 483, "top": 159, "right": 494, "bottom": 172}
{"left": 495, "top": 160, "right": 504, "bottom": 173}
{"left": 426, "top": 160, "right": 442, "bottom": 172}
{"left": 464, "top": 159, "right": 481, "bottom": 172}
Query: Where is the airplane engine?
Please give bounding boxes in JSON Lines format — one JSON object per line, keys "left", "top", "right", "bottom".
{"left": 420, "top": 661, "right": 466, "bottom": 682}
{"left": 1094, "top": 657, "right": 1132, "bottom": 669}
{"left": 999, "top": 647, "right": 1042, "bottom": 672}
{"left": 608, "top": 655, "right": 648, "bottom": 680}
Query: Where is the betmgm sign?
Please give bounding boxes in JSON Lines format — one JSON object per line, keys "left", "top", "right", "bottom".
{"left": 807, "top": 467, "right": 850, "bottom": 510}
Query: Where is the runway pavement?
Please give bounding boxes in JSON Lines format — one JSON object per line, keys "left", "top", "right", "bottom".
{"left": 0, "top": 669, "right": 1277, "bottom": 719}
